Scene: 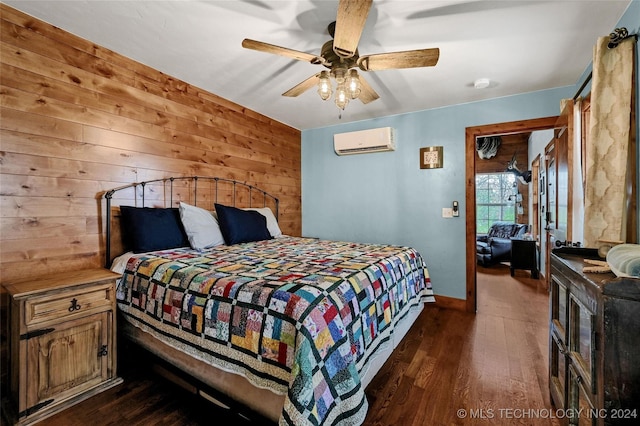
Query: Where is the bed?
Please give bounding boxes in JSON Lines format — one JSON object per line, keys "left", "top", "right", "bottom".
{"left": 104, "top": 177, "right": 434, "bottom": 425}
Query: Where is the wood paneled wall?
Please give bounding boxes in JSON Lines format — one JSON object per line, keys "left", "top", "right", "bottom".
{"left": 475, "top": 133, "right": 530, "bottom": 223}
{"left": 0, "top": 4, "right": 302, "bottom": 285}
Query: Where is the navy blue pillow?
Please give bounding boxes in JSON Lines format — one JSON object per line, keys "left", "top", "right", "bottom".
{"left": 214, "top": 203, "right": 272, "bottom": 245}
{"left": 119, "top": 206, "right": 189, "bottom": 253}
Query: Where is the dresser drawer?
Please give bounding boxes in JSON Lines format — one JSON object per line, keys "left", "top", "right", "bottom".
{"left": 24, "top": 283, "right": 113, "bottom": 326}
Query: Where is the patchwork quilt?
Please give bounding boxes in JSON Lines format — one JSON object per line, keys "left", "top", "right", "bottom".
{"left": 116, "top": 236, "right": 434, "bottom": 425}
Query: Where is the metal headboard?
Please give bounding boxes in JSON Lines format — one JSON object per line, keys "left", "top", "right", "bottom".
{"left": 103, "top": 176, "right": 279, "bottom": 268}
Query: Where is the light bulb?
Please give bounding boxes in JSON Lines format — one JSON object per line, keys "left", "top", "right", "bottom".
{"left": 317, "top": 71, "right": 332, "bottom": 101}
{"left": 335, "top": 83, "right": 349, "bottom": 110}
{"left": 347, "top": 69, "right": 361, "bottom": 99}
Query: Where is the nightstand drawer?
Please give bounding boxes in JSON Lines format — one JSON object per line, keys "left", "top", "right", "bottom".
{"left": 24, "top": 283, "right": 113, "bottom": 326}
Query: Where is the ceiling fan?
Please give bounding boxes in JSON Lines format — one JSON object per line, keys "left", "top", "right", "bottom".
{"left": 242, "top": 0, "right": 440, "bottom": 110}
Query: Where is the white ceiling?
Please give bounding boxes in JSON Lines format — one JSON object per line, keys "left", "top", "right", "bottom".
{"left": 6, "top": 0, "right": 632, "bottom": 130}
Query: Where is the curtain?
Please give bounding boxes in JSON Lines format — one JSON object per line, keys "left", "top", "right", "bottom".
{"left": 583, "top": 35, "right": 636, "bottom": 249}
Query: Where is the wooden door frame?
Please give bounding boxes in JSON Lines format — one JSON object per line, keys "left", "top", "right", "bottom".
{"left": 544, "top": 139, "right": 557, "bottom": 284}
{"left": 465, "top": 116, "right": 559, "bottom": 313}
{"left": 531, "top": 154, "right": 541, "bottom": 242}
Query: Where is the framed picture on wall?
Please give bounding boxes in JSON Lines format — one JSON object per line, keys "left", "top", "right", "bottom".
{"left": 420, "top": 146, "right": 443, "bottom": 169}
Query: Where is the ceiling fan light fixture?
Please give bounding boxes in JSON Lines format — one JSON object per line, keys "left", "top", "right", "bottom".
{"left": 335, "top": 82, "right": 349, "bottom": 110}
{"left": 347, "top": 69, "right": 361, "bottom": 99}
{"left": 332, "top": 67, "right": 347, "bottom": 84}
{"left": 243, "top": 0, "right": 441, "bottom": 114}
{"left": 317, "top": 71, "right": 332, "bottom": 100}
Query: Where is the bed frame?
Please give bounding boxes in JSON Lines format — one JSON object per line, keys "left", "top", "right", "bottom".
{"left": 103, "top": 176, "right": 423, "bottom": 423}
{"left": 103, "top": 176, "right": 279, "bottom": 268}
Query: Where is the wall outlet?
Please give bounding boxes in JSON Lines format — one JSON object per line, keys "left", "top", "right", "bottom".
{"left": 442, "top": 208, "right": 453, "bottom": 218}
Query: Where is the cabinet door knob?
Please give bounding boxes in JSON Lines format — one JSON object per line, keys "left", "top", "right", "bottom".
{"left": 68, "top": 298, "right": 81, "bottom": 312}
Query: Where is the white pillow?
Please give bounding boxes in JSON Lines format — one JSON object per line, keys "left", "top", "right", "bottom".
{"left": 179, "top": 202, "right": 225, "bottom": 250}
{"left": 243, "top": 207, "right": 282, "bottom": 237}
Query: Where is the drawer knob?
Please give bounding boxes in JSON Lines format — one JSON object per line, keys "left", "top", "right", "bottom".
{"left": 68, "top": 298, "right": 81, "bottom": 312}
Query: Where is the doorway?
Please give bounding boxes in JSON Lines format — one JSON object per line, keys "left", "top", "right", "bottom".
{"left": 465, "top": 117, "right": 559, "bottom": 313}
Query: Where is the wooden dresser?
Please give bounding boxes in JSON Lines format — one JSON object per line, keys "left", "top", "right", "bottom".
{"left": 549, "top": 249, "right": 640, "bottom": 425}
{"left": 2, "top": 269, "right": 123, "bottom": 425}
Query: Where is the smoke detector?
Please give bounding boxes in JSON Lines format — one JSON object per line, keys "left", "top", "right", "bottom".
{"left": 474, "top": 78, "right": 491, "bottom": 89}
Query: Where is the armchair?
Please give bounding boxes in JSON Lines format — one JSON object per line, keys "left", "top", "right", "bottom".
{"left": 476, "top": 221, "right": 528, "bottom": 266}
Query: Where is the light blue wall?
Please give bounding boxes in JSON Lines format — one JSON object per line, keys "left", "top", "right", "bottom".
{"left": 302, "top": 87, "right": 573, "bottom": 299}
{"left": 301, "top": 0, "right": 640, "bottom": 300}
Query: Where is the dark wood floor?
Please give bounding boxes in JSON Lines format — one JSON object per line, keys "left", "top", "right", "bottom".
{"left": 36, "top": 264, "right": 559, "bottom": 425}
{"left": 365, "top": 264, "right": 558, "bottom": 426}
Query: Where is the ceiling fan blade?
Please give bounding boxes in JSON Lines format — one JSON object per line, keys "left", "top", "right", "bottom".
{"left": 282, "top": 73, "right": 320, "bottom": 97}
{"left": 333, "top": 0, "right": 372, "bottom": 58}
{"left": 358, "top": 48, "right": 440, "bottom": 71}
{"left": 358, "top": 75, "right": 379, "bottom": 104}
{"left": 242, "top": 39, "right": 326, "bottom": 65}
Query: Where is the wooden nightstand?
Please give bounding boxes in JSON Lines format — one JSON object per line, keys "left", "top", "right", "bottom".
{"left": 2, "top": 269, "right": 123, "bottom": 425}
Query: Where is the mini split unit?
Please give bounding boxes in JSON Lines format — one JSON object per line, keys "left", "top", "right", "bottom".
{"left": 333, "top": 127, "right": 396, "bottom": 155}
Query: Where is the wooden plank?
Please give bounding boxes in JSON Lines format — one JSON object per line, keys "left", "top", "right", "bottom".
{"left": 0, "top": 196, "right": 100, "bottom": 218}
{"left": 1, "top": 126, "right": 298, "bottom": 182}
{"left": 0, "top": 83, "right": 175, "bottom": 141}
{"left": 0, "top": 107, "right": 83, "bottom": 141}
{"left": 0, "top": 149, "right": 140, "bottom": 184}
{"left": 80, "top": 127, "right": 299, "bottom": 171}
{"left": 0, "top": 17, "right": 136, "bottom": 86}
{"left": 0, "top": 254, "right": 102, "bottom": 285}
{"left": 0, "top": 4, "right": 302, "bottom": 284}
{"left": 1, "top": 4, "right": 301, "bottom": 140}
{"left": 0, "top": 4, "right": 141, "bottom": 81}
{"left": 1, "top": 216, "right": 89, "bottom": 240}
{"left": 1, "top": 88, "right": 300, "bottom": 178}
{"left": 1, "top": 3, "right": 260, "bottom": 130}
{"left": 0, "top": 175, "right": 116, "bottom": 198}
{"left": 0, "top": 234, "right": 100, "bottom": 263}
{"left": 135, "top": 75, "right": 300, "bottom": 143}
{"left": 0, "top": 45, "right": 300, "bottom": 153}
{"left": 0, "top": 123, "right": 280, "bottom": 186}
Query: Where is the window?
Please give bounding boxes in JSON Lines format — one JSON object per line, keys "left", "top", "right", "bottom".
{"left": 476, "top": 173, "right": 517, "bottom": 234}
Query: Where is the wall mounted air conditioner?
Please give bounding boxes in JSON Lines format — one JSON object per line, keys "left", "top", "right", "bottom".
{"left": 333, "top": 127, "right": 396, "bottom": 155}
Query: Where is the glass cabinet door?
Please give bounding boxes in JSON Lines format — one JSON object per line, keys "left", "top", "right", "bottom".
{"left": 568, "top": 364, "right": 595, "bottom": 426}
{"left": 569, "top": 294, "right": 595, "bottom": 394}
{"left": 550, "top": 331, "right": 567, "bottom": 409}
{"left": 551, "top": 276, "right": 568, "bottom": 338}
